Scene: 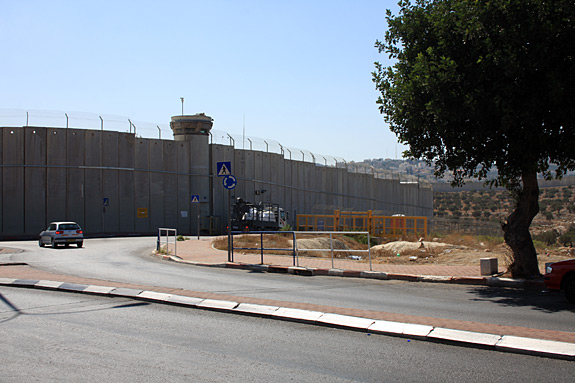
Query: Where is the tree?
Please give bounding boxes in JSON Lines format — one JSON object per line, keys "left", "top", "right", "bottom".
{"left": 373, "top": 0, "right": 575, "bottom": 278}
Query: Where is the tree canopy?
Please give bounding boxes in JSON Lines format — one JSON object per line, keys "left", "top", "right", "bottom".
{"left": 373, "top": 0, "right": 575, "bottom": 277}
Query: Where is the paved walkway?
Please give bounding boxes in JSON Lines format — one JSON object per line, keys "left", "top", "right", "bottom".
{"left": 173, "top": 236, "right": 491, "bottom": 277}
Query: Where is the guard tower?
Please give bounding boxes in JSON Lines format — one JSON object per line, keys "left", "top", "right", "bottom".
{"left": 170, "top": 113, "right": 213, "bottom": 140}
{"left": 170, "top": 113, "right": 213, "bottom": 233}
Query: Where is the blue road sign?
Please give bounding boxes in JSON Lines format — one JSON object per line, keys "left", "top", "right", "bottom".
{"left": 216, "top": 161, "right": 232, "bottom": 177}
{"left": 191, "top": 194, "right": 200, "bottom": 203}
{"left": 223, "top": 175, "right": 237, "bottom": 190}
{"left": 103, "top": 198, "right": 110, "bottom": 207}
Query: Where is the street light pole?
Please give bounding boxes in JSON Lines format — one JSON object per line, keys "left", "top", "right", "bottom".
{"left": 180, "top": 97, "right": 184, "bottom": 115}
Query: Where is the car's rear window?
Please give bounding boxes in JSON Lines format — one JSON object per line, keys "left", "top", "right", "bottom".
{"left": 59, "top": 224, "right": 80, "bottom": 230}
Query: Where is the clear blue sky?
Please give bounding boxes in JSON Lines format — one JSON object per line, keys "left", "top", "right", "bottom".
{"left": 1, "top": 0, "right": 406, "bottom": 162}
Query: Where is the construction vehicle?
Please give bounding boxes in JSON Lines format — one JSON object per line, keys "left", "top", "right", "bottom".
{"left": 231, "top": 198, "right": 288, "bottom": 231}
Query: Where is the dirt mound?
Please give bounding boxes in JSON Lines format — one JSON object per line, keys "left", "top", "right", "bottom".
{"left": 372, "top": 240, "right": 462, "bottom": 254}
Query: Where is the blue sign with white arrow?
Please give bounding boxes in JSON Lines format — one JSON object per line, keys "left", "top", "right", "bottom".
{"left": 223, "top": 175, "right": 237, "bottom": 190}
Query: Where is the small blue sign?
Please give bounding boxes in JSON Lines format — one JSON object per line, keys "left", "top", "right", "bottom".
{"left": 191, "top": 194, "right": 200, "bottom": 203}
{"left": 216, "top": 161, "right": 232, "bottom": 177}
{"left": 103, "top": 198, "right": 110, "bottom": 207}
{"left": 223, "top": 175, "right": 237, "bottom": 190}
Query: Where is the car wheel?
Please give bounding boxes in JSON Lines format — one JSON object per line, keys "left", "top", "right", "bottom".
{"left": 565, "top": 275, "right": 575, "bottom": 304}
{"left": 77, "top": 242, "right": 83, "bottom": 248}
{"left": 51, "top": 238, "right": 57, "bottom": 249}
{"left": 38, "top": 239, "right": 45, "bottom": 247}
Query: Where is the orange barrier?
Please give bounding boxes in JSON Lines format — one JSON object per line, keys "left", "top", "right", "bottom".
{"left": 296, "top": 210, "right": 427, "bottom": 238}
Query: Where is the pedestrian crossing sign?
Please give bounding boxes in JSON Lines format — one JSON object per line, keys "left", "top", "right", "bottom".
{"left": 217, "top": 161, "right": 231, "bottom": 177}
{"left": 191, "top": 195, "right": 200, "bottom": 203}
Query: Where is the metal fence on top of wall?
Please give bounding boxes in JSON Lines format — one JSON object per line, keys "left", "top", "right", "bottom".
{"left": 0, "top": 108, "right": 427, "bottom": 185}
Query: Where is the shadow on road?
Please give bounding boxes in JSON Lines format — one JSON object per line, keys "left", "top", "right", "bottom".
{"left": 467, "top": 286, "right": 575, "bottom": 313}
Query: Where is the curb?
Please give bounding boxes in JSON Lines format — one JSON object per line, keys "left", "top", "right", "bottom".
{"left": 0, "top": 277, "right": 571, "bottom": 361}
{"left": 154, "top": 252, "right": 545, "bottom": 290}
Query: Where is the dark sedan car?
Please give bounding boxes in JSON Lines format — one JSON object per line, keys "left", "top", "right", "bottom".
{"left": 39, "top": 221, "right": 84, "bottom": 248}
{"left": 544, "top": 259, "right": 575, "bottom": 303}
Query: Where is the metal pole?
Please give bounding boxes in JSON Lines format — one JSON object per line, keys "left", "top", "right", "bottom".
{"left": 65, "top": 113, "right": 68, "bottom": 128}
{"left": 260, "top": 232, "right": 264, "bottom": 264}
{"left": 330, "top": 232, "right": 334, "bottom": 269}
{"left": 157, "top": 125, "right": 161, "bottom": 140}
{"left": 180, "top": 97, "right": 184, "bottom": 115}
{"left": 197, "top": 203, "right": 200, "bottom": 240}
{"left": 227, "top": 189, "right": 232, "bottom": 262}
{"left": 368, "top": 232, "right": 372, "bottom": 271}
{"left": 99, "top": 116, "right": 103, "bottom": 130}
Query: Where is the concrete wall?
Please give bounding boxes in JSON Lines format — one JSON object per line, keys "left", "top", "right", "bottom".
{"left": 0, "top": 126, "right": 433, "bottom": 238}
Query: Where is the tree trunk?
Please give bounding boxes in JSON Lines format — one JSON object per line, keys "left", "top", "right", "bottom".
{"left": 502, "top": 172, "right": 541, "bottom": 278}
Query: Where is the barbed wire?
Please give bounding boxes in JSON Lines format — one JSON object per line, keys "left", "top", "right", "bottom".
{"left": 0, "top": 108, "right": 425, "bottom": 185}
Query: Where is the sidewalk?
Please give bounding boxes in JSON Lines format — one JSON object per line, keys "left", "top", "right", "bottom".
{"left": 166, "top": 237, "right": 542, "bottom": 289}
{"left": 1, "top": 239, "right": 574, "bottom": 361}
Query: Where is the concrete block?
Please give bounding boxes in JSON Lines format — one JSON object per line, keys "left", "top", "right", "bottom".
{"left": 360, "top": 271, "right": 388, "bottom": 280}
{"left": 83, "top": 285, "right": 116, "bottom": 294}
{"left": 428, "top": 327, "right": 501, "bottom": 347}
{"left": 0, "top": 278, "right": 17, "bottom": 285}
{"left": 166, "top": 295, "right": 204, "bottom": 306}
{"left": 496, "top": 335, "right": 575, "bottom": 360}
{"left": 36, "top": 280, "right": 64, "bottom": 289}
{"left": 272, "top": 308, "right": 324, "bottom": 322}
{"left": 328, "top": 269, "right": 344, "bottom": 277}
{"left": 317, "top": 313, "right": 375, "bottom": 330}
{"left": 138, "top": 291, "right": 173, "bottom": 301}
{"left": 59, "top": 283, "right": 90, "bottom": 292}
{"left": 368, "top": 320, "right": 405, "bottom": 335}
{"left": 402, "top": 323, "right": 434, "bottom": 339}
{"left": 234, "top": 303, "right": 279, "bottom": 316}
{"left": 480, "top": 258, "right": 498, "bottom": 275}
{"left": 110, "top": 287, "right": 143, "bottom": 298}
{"left": 418, "top": 275, "right": 451, "bottom": 283}
{"left": 197, "top": 299, "right": 239, "bottom": 310}
{"left": 13, "top": 279, "right": 39, "bottom": 286}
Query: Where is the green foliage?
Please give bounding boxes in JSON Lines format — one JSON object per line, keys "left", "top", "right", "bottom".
{"left": 344, "top": 233, "right": 370, "bottom": 245}
{"left": 279, "top": 224, "right": 293, "bottom": 231}
{"left": 559, "top": 225, "right": 575, "bottom": 246}
{"left": 532, "top": 230, "right": 559, "bottom": 246}
{"left": 176, "top": 235, "right": 188, "bottom": 241}
{"left": 373, "top": 0, "right": 575, "bottom": 188}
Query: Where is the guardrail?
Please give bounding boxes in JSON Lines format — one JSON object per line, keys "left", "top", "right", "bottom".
{"left": 230, "top": 230, "right": 372, "bottom": 270}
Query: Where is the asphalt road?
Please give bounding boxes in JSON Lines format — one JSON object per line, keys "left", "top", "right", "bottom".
{"left": 1, "top": 287, "right": 573, "bottom": 383}
{"left": 3, "top": 237, "right": 575, "bottom": 333}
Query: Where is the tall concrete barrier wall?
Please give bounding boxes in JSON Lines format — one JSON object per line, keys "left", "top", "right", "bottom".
{"left": 1, "top": 126, "right": 433, "bottom": 238}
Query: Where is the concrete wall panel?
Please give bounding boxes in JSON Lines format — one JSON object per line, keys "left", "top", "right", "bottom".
{"left": 118, "top": 133, "right": 135, "bottom": 232}
{"left": 134, "top": 139, "right": 150, "bottom": 232}
{"left": 102, "top": 132, "right": 119, "bottom": 233}
{"left": 2, "top": 128, "right": 24, "bottom": 234}
{"left": 24, "top": 128, "right": 46, "bottom": 234}
{"left": 163, "top": 140, "right": 178, "bottom": 229}
{"left": 66, "top": 130, "right": 85, "bottom": 226}
{"left": 176, "top": 141, "right": 191, "bottom": 234}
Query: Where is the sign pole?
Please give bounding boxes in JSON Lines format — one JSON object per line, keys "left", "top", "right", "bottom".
{"left": 227, "top": 189, "right": 232, "bottom": 262}
{"left": 197, "top": 203, "right": 200, "bottom": 240}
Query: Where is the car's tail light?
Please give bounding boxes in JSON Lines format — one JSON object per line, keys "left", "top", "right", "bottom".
{"left": 76, "top": 230, "right": 83, "bottom": 234}
{"left": 56, "top": 231, "right": 63, "bottom": 234}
